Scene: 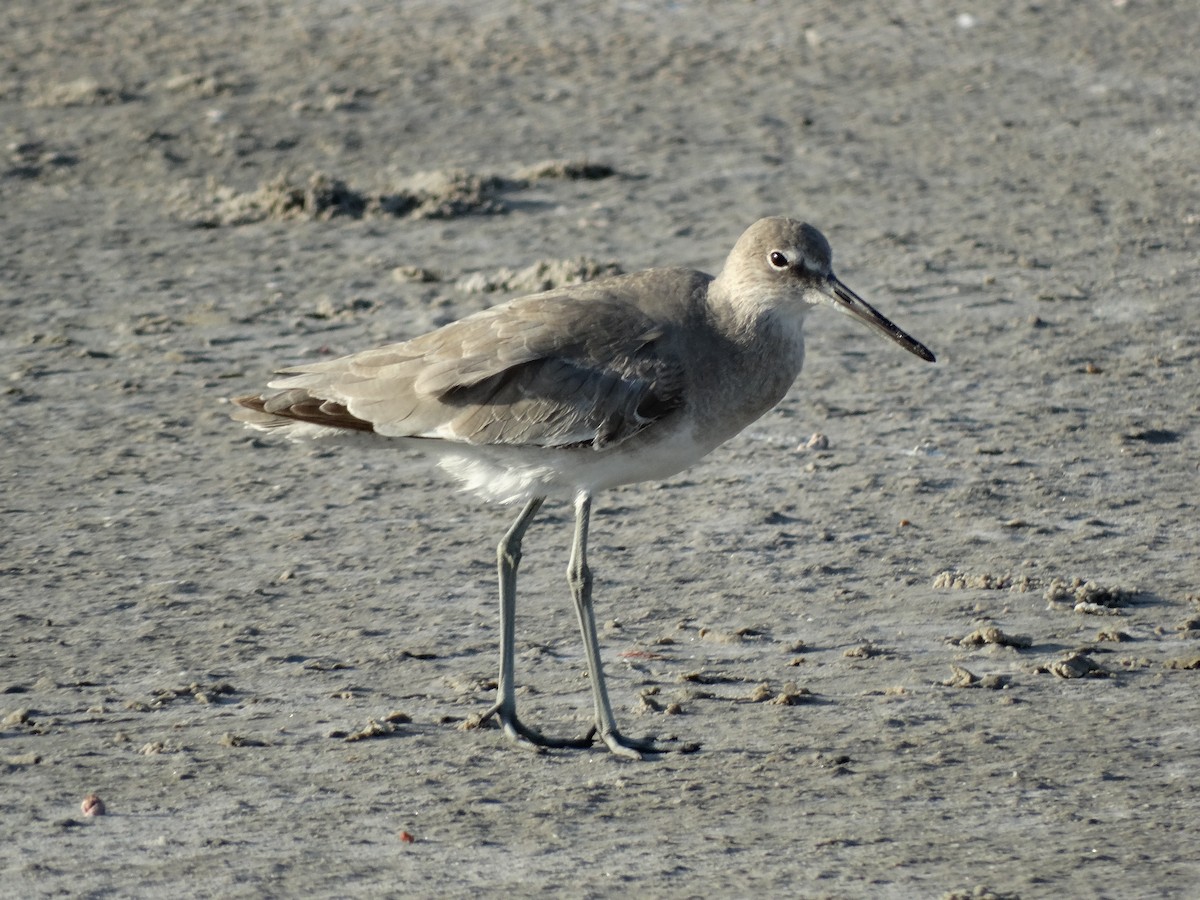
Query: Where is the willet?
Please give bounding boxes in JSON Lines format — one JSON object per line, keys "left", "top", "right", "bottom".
{"left": 233, "top": 217, "right": 935, "bottom": 758}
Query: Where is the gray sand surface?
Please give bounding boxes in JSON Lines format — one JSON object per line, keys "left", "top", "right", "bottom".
{"left": 3, "top": 2, "right": 1198, "bottom": 897}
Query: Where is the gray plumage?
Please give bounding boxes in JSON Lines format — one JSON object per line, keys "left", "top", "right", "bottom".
{"left": 233, "top": 217, "right": 934, "bottom": 757}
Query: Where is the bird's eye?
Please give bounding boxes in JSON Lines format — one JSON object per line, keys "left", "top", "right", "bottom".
{"left": 768, "top": 251, "right": 789, "bottom": 269}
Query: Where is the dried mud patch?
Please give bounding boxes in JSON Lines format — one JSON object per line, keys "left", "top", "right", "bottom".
{"left": 180, "top": 169, "right": 505, "bottom": 226}
{"left": 934, "top": 570, "right": 1142, "bottom": 611}
{"left": 454, "top": 257, "right": 624, "bottom": 294}
{"left": 178, "top": 159, "right": 620, "bottom": 227}
{"left": 28, "top": 76, "right": 136, "bottom": 107}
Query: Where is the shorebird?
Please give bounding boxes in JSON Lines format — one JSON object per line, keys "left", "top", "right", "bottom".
{"left": 233, "top": 217, "right": 935, "bottom": 758}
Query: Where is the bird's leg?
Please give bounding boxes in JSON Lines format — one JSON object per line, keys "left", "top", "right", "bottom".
{"left": 476, "top": 496, "right": 593, "bottom": 750}
{"left": 568, "top": 491, "right": 671, "bottom": 758}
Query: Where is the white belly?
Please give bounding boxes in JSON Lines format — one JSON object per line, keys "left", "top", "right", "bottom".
{"left": 432, "top": 423, "right": 718, "bottom": 504}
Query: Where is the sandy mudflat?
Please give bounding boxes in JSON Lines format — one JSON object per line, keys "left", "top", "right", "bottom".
{"left": 2, "top": 2, "right": 1198, "bottom": 897}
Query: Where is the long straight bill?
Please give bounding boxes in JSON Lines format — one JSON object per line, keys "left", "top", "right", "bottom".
{"left": 826, "top": 276, "right": 936, "bottom": 362}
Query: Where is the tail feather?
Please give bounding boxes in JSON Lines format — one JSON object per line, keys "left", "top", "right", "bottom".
{"left": 232, "top": 391, "right": 375, "bottom": 434}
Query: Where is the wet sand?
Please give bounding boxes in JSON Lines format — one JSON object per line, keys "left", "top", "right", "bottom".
{"left": 3, "top": 2, "right": 1198, "bottom": 896}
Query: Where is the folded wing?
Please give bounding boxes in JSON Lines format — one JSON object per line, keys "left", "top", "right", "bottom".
{"left": 234, "top": 288, "right": 688, "bottom": 451}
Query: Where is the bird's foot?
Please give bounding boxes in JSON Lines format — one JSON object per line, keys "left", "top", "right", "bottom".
{"left": 595, "top": 728, "right": 701, "bottom": 760}
{"left": 468, "top": 702, "right": 595, "bottom": 751}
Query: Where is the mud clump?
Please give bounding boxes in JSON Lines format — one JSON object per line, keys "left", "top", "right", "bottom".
{"left": 1043, "top": 577, "right": 1139, "bottom": 609}
{"left": 955, "top": 626, "right": 1032, "bottom": 649}
{"left": 456, "top": 257, "right": 623, "bottom": 294}
{"left": 185, "top": 169, "right": 507, "bottom": 227}
{"left": 1043, "top": 652, "right": 1110, "bottom": 679}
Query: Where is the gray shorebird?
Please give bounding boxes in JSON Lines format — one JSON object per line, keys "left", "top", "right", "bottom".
{"left": 233, "top": 216, "right": 935, "bottom": 758}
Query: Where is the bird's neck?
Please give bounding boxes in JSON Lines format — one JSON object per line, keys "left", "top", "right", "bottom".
{"left": 697, "top": 289, "right": 808, "bottom": 436}
{"left": 708, "top": 279, "right": 808, "bottom": 364}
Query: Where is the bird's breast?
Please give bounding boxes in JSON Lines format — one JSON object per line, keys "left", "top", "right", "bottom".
{"left": 684, "top": 318, "right": 806, "bottom": 444}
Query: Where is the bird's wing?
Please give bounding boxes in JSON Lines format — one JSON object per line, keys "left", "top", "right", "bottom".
{"left": 257, "top": 283, "right": 691, "bottom": 450}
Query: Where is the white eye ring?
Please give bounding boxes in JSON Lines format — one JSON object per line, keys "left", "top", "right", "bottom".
{"left": 768, "top": 250, "right": 789, "bottom": 269}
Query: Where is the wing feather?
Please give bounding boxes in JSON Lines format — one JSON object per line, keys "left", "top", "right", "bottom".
{"left": 239, "top": 272, "right": 701, "bottom": 450}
